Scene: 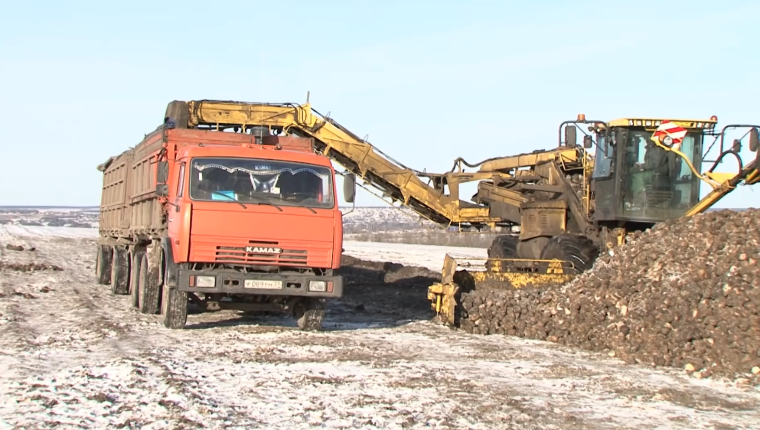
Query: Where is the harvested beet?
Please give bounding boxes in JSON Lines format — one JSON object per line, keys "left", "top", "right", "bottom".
{"left": 457, "top": 209, "right": 760, "bottom": 384}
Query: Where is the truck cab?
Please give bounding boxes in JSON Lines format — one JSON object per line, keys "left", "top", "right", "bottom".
{"left": 96, "top": 110, "right": 356, "bottom": 331}
{"left": 159, "top": 132, "right": 350, "bottom": 330}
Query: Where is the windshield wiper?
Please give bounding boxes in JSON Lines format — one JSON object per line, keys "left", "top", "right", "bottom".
{"left": 249, "top": 195, "right": 283, "bottom": 212}
{"left": 288, "top": 200, "right": 317, "bottom": 214}
{"left": 211, "top": 192, "right": 247, "bottom": 209}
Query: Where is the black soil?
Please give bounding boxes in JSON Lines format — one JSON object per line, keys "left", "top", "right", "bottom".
{"left": 335, "top": 255, "right": 441, "bottom": 322}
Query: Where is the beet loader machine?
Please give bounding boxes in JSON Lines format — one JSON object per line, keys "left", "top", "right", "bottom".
{"left": 160, "top": 99, "right": 760, "bottom": 327}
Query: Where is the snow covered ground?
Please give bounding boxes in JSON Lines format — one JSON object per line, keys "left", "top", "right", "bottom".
{"left": 1, "top": 225, "right": 760, "bottom": 429}
{"left": 0, "top": 225, "right": 485, "bottom": 271}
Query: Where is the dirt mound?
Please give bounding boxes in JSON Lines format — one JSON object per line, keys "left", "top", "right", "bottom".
{"left": 458, "top": 209, "right": 760, "bottom": 384}
{"left": 0, "top": 262, "right": 63, "bottom": 272}
{"left": 338, "top": 255, "right": 440, "bottom": 285}
{"left": 5, "top": 244, "right": 35, "bottom": 252}
{"left": 335, "top": 255, "right": 441, "bottom": 321}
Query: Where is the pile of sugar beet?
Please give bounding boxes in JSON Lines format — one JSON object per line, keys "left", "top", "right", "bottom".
{"left": 457, "top": 208, "right": 760, "bottom": 384}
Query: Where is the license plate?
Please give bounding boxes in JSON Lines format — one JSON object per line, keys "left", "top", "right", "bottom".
{"left": 244, "top": 279, "right": 283, "bottom": 290}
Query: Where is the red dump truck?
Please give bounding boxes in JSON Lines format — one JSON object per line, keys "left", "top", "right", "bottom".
{"left": 94, "top": 101, "right": 354, "bottom": 330}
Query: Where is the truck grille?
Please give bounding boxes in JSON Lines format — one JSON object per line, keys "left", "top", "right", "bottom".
{"left": 215, "top": 240, "right": 308, "bottom": 266}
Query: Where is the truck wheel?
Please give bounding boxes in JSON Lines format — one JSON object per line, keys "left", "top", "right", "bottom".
{"left": 129, "top": 249, "right": 145, "bottom": 309}
{"left": 294, "top": 298, "right": 327, "bottom": 331}
{"left": 539, "top": 234, "right": 599, "bottom": 274}
{"left": 110, "top": 246, "right": 129, "bottom": 295}
{"left": 137, "top": 253, "right": 161, "bottom": 314}
{"left": 95, "top": 244, "right": 112, "bottom": 285}
{"left": 161, "top": 286, "right": 188, "bottom": 329}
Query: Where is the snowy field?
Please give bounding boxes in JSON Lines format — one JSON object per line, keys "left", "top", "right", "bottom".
{"left": 0, "top": 225, "right": 486, "bottom": 271}
{"left": 1, "top": 225, "right": 760, "bottom": 429}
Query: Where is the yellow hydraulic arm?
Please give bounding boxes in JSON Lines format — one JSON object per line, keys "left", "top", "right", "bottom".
{"left": 183, "top": 99, "right": 499, "bottom": 227}
{"left": 682, "top": 126, "right": 760, "bottom": 216}
{"left": 686, "top": 145, "right": 760, "bottom": 216}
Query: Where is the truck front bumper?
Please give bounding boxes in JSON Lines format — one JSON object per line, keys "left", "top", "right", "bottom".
{"left": 178, "top": 270, "right": 343, "bottom": 298}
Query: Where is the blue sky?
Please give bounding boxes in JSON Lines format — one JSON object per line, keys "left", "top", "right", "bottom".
{"left": 1, "top": 0, "right": 759, "bottom": 209}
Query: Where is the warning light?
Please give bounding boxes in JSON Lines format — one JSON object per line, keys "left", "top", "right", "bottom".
{"left": 710, "top": 115, "right": 718, "bottom": 121}
{"left": 577, "top": 114, "right": 586, "bottom": 121}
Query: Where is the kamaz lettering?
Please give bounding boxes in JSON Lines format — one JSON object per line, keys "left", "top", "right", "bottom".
{"left": 246, "top": 246, "right": 283, "bottom": 254}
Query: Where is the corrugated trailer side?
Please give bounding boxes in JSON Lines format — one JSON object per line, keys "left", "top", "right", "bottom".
{"left": 95, "top": 149, "right": 134, "bottom": 293}
{"left": 97, "top": 150, "right": 134, "bottom": 237}
{"left": 128, "top": 131, "right": 167, "bottom": 236}
{"left": 95, "top": 125, "right": 167, "bottom": 298}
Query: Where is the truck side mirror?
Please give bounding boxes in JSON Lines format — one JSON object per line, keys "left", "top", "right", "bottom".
{"left": 343, "top": 173, "right": 356, "bottom": 203}
{"left": 565, "top": 125, "right": 577, "bottom": 148}
{"left": 750, "top": 127, "right": 759, "bottom": 152}
{"left": 155, "top": 183, "right": 169, "bottom": 197}
{"left": 583, "top": 135, "right": 593, "bottom": 149}
{"left": 157, "top": 161, "right": 169, "bottom": 183}
{"left": 155, "top": 161, "right": 169, "bottom": 197}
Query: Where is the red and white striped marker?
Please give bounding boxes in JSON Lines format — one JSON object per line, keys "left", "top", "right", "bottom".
{"left": 652, "top": 120, "right": 687, "bottom": 150}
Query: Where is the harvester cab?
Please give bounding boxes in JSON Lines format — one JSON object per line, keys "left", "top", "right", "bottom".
{"left": 571, "top": 115, "right": 760, "bottom": 230}
{"left": 429, "top": 115, "right": 760, "bottom": 326}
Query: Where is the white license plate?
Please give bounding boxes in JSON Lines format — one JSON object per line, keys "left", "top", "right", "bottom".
{"left": 244, "top": 279, "right": 283, "bottom": 289}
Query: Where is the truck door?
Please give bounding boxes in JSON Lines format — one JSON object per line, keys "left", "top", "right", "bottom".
{"left": 167, "top": 161, "right": 190, "bottom": 261}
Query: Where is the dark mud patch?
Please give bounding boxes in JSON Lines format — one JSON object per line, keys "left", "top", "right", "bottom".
{"left": 0, "top": 262, "right": 63, "bottom": 272}
{"left": 336, "top": 255, "right": 441, "bottom": 322}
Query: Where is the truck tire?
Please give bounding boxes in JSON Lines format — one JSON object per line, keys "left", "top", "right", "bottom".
{"left": 294, "top": 298, "right": 327, "bottom": 331}
{"left": 539, "top": 234, "right": 599, "bottom": 274}
{"left": 95, "top": 244, "right": 112, "bottom": 285}
{"left": 129, "top": 249, "right": 145, "bottom": 309}
{"left": 161, "top": 286, "right": 188, "bottom": 329}
{"left": 110, "top": 246, "right": 130, "bottom": 295}
{"left": 137, "top": 253, "right": 161, "bottom": 314}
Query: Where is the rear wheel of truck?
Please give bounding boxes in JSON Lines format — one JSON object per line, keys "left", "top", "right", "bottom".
{"left": 160, "top": 285, "right": 188, "bottom": 329}
{"left": 110, "top": 246, "right": 130, "bottom": 295}
{"left": 95, "top": 244, "right": 112, "bottom": 285}
{"left": 137, "top": 253, "right": 161, "bottom": 314}
{"left": 294, "top": 298, "right": 327, "bottom": 331}
{"left": 129, "top": 249, "right": 145, "bottom": 309}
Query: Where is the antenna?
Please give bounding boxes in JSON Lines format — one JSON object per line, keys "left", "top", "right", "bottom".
{"left": 306, "top": 91, "right": 310, "bottom": 104}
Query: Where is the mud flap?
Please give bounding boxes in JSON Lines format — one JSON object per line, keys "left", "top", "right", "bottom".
{"left": 295, "top": 298, "right": 327, "bottom": 331}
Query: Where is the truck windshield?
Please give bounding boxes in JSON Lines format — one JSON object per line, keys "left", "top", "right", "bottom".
{"left": 189, "top": 157, "right": 334, "bottom": 209}
{"left": 620, "top": 130, "right": 702, "bottom": 220}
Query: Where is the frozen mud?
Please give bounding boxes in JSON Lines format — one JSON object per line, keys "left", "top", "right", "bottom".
{"left": 0, "top": 225, "right": 759, "bottom": 429}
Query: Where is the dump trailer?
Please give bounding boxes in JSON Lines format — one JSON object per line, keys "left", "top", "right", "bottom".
{"left": 154, "top": 99, "right": 760, "bottom": 326}
{"left": 95, "top": 106, "right": 353, "bottom": 330}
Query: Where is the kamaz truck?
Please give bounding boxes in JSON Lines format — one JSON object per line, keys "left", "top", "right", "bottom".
{"left": 94, "top": 100, "right": 355, "bottom": 330}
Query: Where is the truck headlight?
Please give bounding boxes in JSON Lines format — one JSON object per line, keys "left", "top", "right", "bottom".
{"left": 308, "top": 280, "right": 327, "bottom": 292}
{"left": 196, "top": 276, "right": 216, "bottom": 288}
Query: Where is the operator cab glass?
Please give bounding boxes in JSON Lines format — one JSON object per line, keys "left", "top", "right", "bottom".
{"left": 620, "top": 130, "right": 703, "bottom": 220}
{"left": 188, "top": 157, "right": 335, "bottom": 209}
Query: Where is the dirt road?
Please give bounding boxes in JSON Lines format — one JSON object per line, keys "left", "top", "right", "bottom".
{"left": 1, "top": 226, "right": 759, "bottom": 429}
